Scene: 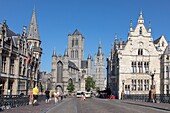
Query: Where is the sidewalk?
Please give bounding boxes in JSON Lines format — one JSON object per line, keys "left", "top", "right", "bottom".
{"left": 121, "top": 99, "right": 170, "bottom": 111}
{"left": 1, "top": 98, "right": 63, "bottom": 113}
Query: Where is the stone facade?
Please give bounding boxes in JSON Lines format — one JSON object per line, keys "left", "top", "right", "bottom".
{"left": 0, "top": 7, "right": 42, "bottom": 95}
{"left": 107, "top": 10, "right": 169, "bottom": 99}
{"left": 160, "top": 43, "right": 170, "bottom": 95}
{"left": 94, "top": 42, "right": 105, "bottom": 90}
{"left": 51, "top": 29, "right": 92, "bottom": 94}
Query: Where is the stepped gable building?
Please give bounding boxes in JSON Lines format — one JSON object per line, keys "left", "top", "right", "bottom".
{"left": 0, "top": 7, "right": 42, "bottom": 95}
{"left": 107, "top": 10, "right": 168, "bottom": 99}
{"left": 51, "top": 29, "right": 92, "bottom": 94}
{"left": 94, "top": 42, "right": 105, "bottom": 90}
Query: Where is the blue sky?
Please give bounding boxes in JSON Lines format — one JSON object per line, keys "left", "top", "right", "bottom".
{"left": 0, "top": 0, "right": 170, "bottom": 73}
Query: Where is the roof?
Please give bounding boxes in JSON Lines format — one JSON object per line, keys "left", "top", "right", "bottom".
{"left": 154, "top": 37, "right": 161, "bottom": 44}
{"left": 164, "top": 44, "right": 170, "bottom": 55}
{"left": 72, "top": 29, "right": 82, "bottom": 35}
{"left": 68, "top": 61, "right": 79, "bottom": 70}
{"left": 81, "top": 60, "right": 88, "bottom": 69}
{"left": 7, "top": 28, "right": 17, "bottom": 37}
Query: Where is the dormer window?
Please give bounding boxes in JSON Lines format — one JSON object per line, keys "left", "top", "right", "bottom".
{"left": 139, "top": 27, "right": 142, "bottom": 35}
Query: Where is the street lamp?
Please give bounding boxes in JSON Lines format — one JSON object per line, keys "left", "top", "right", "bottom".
{"left": 122, "top": 80, "right": 125, "bottom": 92}
{"left": 121, "top": 80, "right": 125, "bottom": 100}
{"left": 150, "top": 69, "right": 156, "bottom": 89}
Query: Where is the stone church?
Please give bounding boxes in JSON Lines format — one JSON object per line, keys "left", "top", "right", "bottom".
{"left": 51, "top": 29, "right": 93, "bottom": 94}
{"left": 94, "top": 42, "right": 105, "bottom": 91}
{"left": 107, "top": 10, "right": 169, "bottom": 99}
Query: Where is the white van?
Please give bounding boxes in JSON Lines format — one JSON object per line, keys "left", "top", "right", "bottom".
{"left": 85, "top": 92, "right": 91, "bottom": 98}
{"left": 76, "top": 91, "right": 82, "bottom": 98}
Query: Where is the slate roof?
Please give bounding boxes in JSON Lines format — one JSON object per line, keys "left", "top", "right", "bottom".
{"left": 154, "top": 37, "right": 161, "bottom": 44}
{"left": 81, "top": 60, "right": 88, "bottom": 69}
{"left": 72, "top": 29, "right": 82, "bottom": 35}
{"left": 164, "top": 44, "right": 170, "bottom": 55}
{"left": 68, "top": 61, "right": 79, "bottom": 70}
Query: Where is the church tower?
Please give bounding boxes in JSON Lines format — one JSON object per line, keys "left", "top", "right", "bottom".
{"left": 94, "top": 41, "right": 105, "bottom": 90}
{"left": 27, "top": 6, "right": 42, "bottom": 87}
{"left": 68, "top": 29, "right": 84, "bottom": 68}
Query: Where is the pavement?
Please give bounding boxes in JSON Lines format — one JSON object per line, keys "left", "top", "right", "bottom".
{"left": 1, "top": 97, "right": 169, "bottom": 113}
{"left": 1, "top": 97, "right": 65, "bottom": 113}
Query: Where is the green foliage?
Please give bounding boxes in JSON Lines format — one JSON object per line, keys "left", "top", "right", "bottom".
{"left": 85, "top": 76, "right": 95, "bottom": 92}
{"left": 67, "top": 82, "right": 75, "bottom": 93}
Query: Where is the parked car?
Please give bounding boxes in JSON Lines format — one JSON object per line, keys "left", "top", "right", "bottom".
{"left": 108, "top": 95, "right": 116, "bottom": 99}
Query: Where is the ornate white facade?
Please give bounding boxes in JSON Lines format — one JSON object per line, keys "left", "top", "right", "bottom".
{"left": 107, "top": 10, "right": 169, "bottom": 99}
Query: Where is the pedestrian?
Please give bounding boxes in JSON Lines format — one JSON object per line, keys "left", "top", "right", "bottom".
{"left": 54, "top": 89, "right": 59, "bottom": 104}
{"left": 45, "top": 88, "right": 50, "bottom": 103}
{"left": 32, "top": 85, "right": 39, "bottom": 106}
{"left": 81, "top": 92, "right": 86, "bottom": 101}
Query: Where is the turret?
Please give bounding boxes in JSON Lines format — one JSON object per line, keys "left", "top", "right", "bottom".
{"left": 138, "top": 9, "right": 144, "bottom": 24}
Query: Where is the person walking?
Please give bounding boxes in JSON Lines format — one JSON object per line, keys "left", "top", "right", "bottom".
{"left": 54, "top": 89, "right": 59, "bottom": 104}
{"left": 32, "top": 85, "right": 39, "bottom": 106}
{"left": 81, "top": 92, "right": 86, "bottom": 101}
{"left": 45, "top": 88, "right": 50, "bottom": 103}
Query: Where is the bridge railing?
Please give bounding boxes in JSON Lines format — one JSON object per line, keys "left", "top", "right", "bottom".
{"left": 123, "top": 94, "right": 170, "bottom": 104}
{"left": 0, "top": 95, "right": 45, "bottom": 110}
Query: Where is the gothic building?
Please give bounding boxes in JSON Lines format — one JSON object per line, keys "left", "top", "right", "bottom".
{"left": 0, "top": 7, "right": 42, "bottom": 95}
{"left": 51, "top": 29, "right": 92, "bottom": 94}
{"left": 160, "top": 43, "right": 170, "bottom": 95}
{"left": 94, "top": 42, "right": 105, "bottom": 90}
{"left": 107, "top": 10, "right": 169, "bottom": 99}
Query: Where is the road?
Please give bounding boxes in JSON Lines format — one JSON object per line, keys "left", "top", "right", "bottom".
{"left": 46, "top": 97, "right": 170, "bottom": 113}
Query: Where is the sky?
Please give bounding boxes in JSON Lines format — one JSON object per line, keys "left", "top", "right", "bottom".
{"left": 0, "top": 0, "right": 170, "bottom": 73}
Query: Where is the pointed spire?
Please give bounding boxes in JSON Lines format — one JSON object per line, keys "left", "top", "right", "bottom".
{"left": 138, "top": 9, "right": 144, "bottom": 24}
{"left": 148, "top": 21, "right": 151, "bottom": 33}
{"left": 52, "top": 48, "right": 56, "bottom": 57}
{"left": 88, "top": 54, "right": 91, "bottom": 59}
{"left": 64, "top": 48, "right": 69, "bottom": 57}
{"left": 114, "top": 33, "right": 118, "bottom": 42}
{"left": 130, "top": 20, "right": 133, "bottom": 31}
{"left": 27, "top": 5, "right": 40, "bottom": 40}
{"left": 22, "top": 26, "right": 27, "bottom": 37}
{"left": 97, "top": 41, "right": 102, "bottom": 56}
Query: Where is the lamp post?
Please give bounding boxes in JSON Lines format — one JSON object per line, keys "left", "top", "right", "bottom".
{"left": 121, "top": 80, "right": 125, "bottom": 99}
{"left": 150, "top": 70, "right": 156, "bottom": 89}
{"left": 122, "top": 80, "right": 125, "bottom": 92}
{"left": 149, "top": 69, "right": 156, "bottom": 102}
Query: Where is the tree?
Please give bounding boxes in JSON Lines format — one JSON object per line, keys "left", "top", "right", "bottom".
{"left": 67, "top": 82, "right": 75, "bottom": 93}
{"left": 85, "top": 76, "right": 95, "bottom": 92}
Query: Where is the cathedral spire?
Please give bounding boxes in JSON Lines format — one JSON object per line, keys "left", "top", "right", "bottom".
{"left": 52, "top": 48, "right": 56, "bottom": 57}
{"left": 97, "top": 41, "right": 102, "bottom": 56}
{"left": 148, "top": 21, "right": 151, "bottom": 33}
{"left": 27, "top": 5, "right": 40, "bottom": 40}
{"left": 64, "top": 48, "right": 69, "bottom": 57}
{"left": 138, "top": 9, "right": 144, "bottom": 24}
{"left": 130, "top": 20, "right": 133, "bottom": 31}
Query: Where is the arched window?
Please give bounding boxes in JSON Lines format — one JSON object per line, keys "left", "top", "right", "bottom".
{"left": 68, "top": 78, "right": 73, "bottom": 84}
{"left": 138, "top": 49, "right": 143, "bottom": 55}
{"left": 75, "top": 50, "right": 78, "bottom": 58}
{"left": 72, "top": 39, "right": 74, "bottom": 47}
{"left": 57, "top": 61, "right": 63, "bottom": 83}
{"left": 75, "top": 39, "right": 78, "bottom": 45}
{"left": 71, "top": 50, "right": 74, "bottom": 58}
{"left": 78, "top": 79, "right": 81, "bottom": 90}
{"left": 166, "top": 66, "right": 169, "bottom": 79}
